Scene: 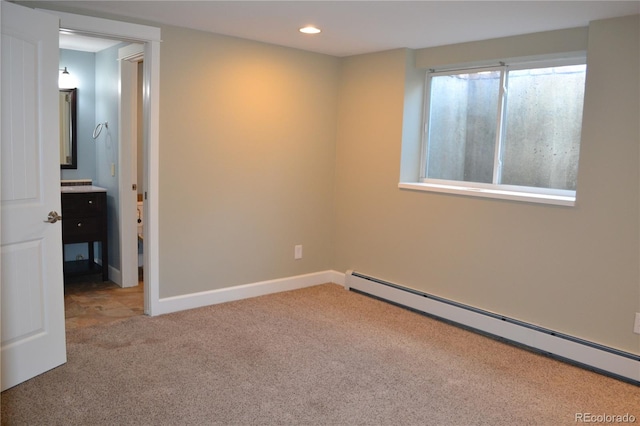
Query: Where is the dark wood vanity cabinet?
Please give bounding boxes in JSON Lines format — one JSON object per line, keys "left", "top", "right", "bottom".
{"left": 61, "top": 191, "right": 108, "bottom": 281}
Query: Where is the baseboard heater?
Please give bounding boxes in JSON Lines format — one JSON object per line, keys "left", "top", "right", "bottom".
{"left": 344, "top": 270, "right": 640, "bottom": 385}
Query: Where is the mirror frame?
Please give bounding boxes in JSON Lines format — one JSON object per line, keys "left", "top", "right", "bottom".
{"left": 60, "top": 88, "right": 77, "bottom": 169}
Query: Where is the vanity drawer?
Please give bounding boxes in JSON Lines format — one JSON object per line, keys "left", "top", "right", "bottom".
{"left": 62, "top": 193, "right": 104, "bottom": 217}
{"left": 62, "top": 217, "right": 102, "bottom": 242}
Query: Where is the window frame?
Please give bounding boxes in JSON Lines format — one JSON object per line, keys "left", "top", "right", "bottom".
{"left": 415, "top": 55, "right": 587, "bottom": 206}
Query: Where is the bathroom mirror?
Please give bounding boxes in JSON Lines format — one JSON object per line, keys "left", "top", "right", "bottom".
{"left": 60, "top": 88, "right": 77, "bottom": 169}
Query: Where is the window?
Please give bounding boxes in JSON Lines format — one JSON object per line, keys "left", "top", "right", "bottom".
{"left": 415, "top": 58, "right": 586, "bottom": 205}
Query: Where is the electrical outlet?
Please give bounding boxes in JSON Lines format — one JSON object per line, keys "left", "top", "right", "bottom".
{"left": 294, "top": 245, "right": 302, "bottom": 260}
{"left": 634, "top": 313, "right": 640, "bottom": 335}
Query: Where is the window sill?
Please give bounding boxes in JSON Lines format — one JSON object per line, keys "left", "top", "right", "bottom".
{"left": 398, "top": 182, "right": 575, "bottom": 206}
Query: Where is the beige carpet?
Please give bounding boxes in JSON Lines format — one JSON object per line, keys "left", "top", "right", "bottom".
{"left": 2, "top": 284, "right": 638, "bottom": 425}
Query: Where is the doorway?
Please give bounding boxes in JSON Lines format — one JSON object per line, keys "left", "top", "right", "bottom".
{"left": 59, "top": 32, "right": 146, "bottom": 324}
{"left": 55, "top": 9, "right": 161, "bottom": 316}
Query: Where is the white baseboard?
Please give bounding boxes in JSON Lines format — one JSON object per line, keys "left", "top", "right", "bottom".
{"left": 107, "top": 264, "right": 122, "bottom": 287}
{"left": 155, "top": 270, "right": 344, "bottom": 316}
{"left": 344, "top": 270, "right": 640, "bottom": 384}
{"left": 93, "top": 258, "right": 124, "bottom": 288}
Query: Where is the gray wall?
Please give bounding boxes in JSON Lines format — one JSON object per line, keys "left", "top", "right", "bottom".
{"left": 158, "top": 26, "right": 340, "bottom": 297}
{"left": 334, "top": 16, "right": 639, "bottom": 354}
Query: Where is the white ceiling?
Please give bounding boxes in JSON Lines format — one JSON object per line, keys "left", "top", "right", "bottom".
{"left": 50, "top": 0, "right": 640, "bottom": 57}
{"left": 59, "top": 32, "right": 121, "bottom": 52}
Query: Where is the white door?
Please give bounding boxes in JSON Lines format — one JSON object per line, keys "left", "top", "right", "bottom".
{"left": 1, "top": 1, "right": 66, "bottom": 391}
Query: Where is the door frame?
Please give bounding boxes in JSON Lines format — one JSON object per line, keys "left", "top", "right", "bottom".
{"left": 52, "top": 10, "right": 161, "bottom": 315}
{"left": 118, "top": 43, "right": 144, "bottom": 290}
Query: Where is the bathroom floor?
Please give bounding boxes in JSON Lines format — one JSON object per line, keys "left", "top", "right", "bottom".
{"left": 64, "top": 274, "right": 144, "bottom": 329}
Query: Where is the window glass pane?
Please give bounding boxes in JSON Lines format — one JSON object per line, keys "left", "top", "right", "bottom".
{"left": 501, "top": 65, "right": 586, "bottom": 190}
{"left": 427, "top": 71, "right": 500, "bottom": 183}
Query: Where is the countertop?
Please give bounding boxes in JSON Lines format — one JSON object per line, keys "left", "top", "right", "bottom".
{"left": 61, "top": 185, "right": 107, "bottom": 193}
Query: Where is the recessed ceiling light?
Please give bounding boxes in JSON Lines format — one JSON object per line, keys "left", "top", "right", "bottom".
{"left": 299, "top": 26, "right": 321, "bottom": 35}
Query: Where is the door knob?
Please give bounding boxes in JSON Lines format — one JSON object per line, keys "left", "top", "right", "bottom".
{"left": 44, "top": 211, "right": 62, "bottom": 224}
